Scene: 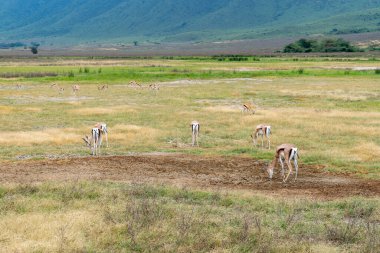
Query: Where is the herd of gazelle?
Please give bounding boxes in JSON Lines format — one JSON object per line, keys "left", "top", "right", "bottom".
{"left": 72, "top": 79, "right": 298, "bottom": 182}
{"left": 190, "top": 119, "right": 299, "bottom": 182}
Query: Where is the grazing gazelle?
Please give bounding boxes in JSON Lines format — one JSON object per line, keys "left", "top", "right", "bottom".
{"left": 129, "top": 80, "right": 141, "bottom": 88}
{"left": 95, "top": 122, "right": 108, "bottom": 147}
{"left": 58, "top": 87, "right": 65, "bottom": 95}
{"left": 82, "top": 128, "right": 102, "bottom": 156}
{"left": 191, "top": 121, "right": 200, "bottom": 147}
{"left": 242, "top": 102, "right": 256, "bottom": 114}
{"left": 251, "top": 124, "right": 271, "bottom": 149}
{"left": 98, "top": 84, "right": 108, "bottom": 91}
{"left": 72, "top": 85, "right": 80, "bottom": 95}
{"left": 267, "top": 144, "right": 299, "bottom": 182}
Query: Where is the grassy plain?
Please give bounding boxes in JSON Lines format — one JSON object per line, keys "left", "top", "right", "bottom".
{"left": 0, "top": 56, "right": 379, "bottom": 252}
{"left": 0, "top": 57, "right": 379, "bottom": 177}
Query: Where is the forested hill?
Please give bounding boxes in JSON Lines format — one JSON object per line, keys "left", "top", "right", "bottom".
{"left": 0, "top": 0, "right": 379, "bottom": 44}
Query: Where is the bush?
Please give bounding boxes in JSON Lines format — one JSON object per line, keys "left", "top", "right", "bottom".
{"left": 283, "top": 38, "right": 361, "bottom": 53}
{"left": 30, "top": 46, "right": 38, "bottom": 54}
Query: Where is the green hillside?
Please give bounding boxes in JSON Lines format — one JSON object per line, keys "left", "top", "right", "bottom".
{"left": 0, "top": 0, "right": 379, "bottom": 44}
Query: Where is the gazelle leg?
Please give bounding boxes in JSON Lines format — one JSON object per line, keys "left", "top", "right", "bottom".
{"left": 105, "top": 133, "right": 108, "bottom": 148}
{"left": 261, "top": 135, "right": 264, "bottom": 148}
{"left": 279, "top": 157, "right": 285, "bottom": 178}
{"left": 99, "top": 134, "right": 103, "bottom": 149}
{"left": 283, "top": 161, "right": 293, "bottom": 182}
{"left": 294, "top": 159, "right": 299, "bottom": 181}
{"left": 268, "top": 137, "right": 271, "bottom": 150}
{"left": 93, "top": 142, "right": 96, "bottom": 156}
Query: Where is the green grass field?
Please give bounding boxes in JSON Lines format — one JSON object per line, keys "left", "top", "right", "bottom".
{"left": 0, "top": 56, "right": 379, "bottom": 252}
{"left": 0, "top": 57, "right": 379, "bottom": 177}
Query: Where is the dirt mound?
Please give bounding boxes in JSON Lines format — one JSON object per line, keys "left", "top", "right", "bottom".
{"left": 0, "top": 154, "right": 378, "bottom": 199}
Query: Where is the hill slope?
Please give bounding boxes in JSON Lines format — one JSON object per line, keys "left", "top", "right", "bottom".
{"left": 0, "top": 0, "right": 379, "bottom": 44}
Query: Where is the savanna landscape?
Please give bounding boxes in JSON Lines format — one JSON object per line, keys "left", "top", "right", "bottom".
{"left": 0, "top": 55, "right": 379, "bottom": 252}
{"left": 2, "top": 0, "right": 380, "bottom": 252}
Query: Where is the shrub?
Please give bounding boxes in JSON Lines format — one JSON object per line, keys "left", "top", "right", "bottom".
{"left": 283, "top": 38, "right": 360, "bottom": 53}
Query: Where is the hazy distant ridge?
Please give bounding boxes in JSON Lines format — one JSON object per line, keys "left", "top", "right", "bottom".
{"left": 0, "top": 0, "right": 379, "bottom": 43}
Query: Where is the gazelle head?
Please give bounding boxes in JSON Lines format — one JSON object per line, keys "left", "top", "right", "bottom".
{"left": 267, "top": 164, "right": 274, "bottom": 179}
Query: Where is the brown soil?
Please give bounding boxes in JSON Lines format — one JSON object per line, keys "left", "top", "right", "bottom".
{"left": 0, "top": 154, "right": 379, "bottom": 199}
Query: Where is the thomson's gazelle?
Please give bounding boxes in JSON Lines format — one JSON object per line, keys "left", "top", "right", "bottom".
{"left": 252, "top": 124, "right": 271, "bottom": 149}
{"left": 83, "top": 128, "right": 102, "bottom": 156}
{"left": 95, "top": 122, "right": 108, "bottom": 148}
{"left": 191, "top": 121, "right": 200, "bottom": 147}
{"left": 72, "top": 85, "right": 80, "bottom": 95}
{"left": 267, "top": 144, "right": 299, "bottom": 182}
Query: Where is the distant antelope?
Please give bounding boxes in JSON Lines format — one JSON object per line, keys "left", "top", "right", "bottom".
{"left": 149, "top": 83, "right": 160, "bottom": 94}
{"left": 191, "top": 121, "right": 200, "bottom": 147}
{"left": 58, "top": 87, "right": 65, "bottom": 95}
{"left": 95, "top": 122, "right": 108, "bottom": 148}
{"left": 16, "top": 84, "right": 22, "bottom": 89}
{"left": 98, "top": 84, "right": 108, "bottom": 91}
{"left": 149, "top": 83, "right": 160, "bottom": 90}
{"left": 72, "top": 85, "right": 80, "bottom": 95}
{"left": 129, "top": 80, "right": 141, "bottom": 88}
{"left": 82, "top": 128, "right": 101, "bottom": 156}
{"left": 242, "top": 102, "right": 256, "bottom": 114}
{"left": 50, "top": 83, "right": 57, "bottom": 88}
{"left": 267, "top": 144, "right": 299, "bottom": 182}
{"left": 252, "top": 124, "right": 271, "bottom": 149}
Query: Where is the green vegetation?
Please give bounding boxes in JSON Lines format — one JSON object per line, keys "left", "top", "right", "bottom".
{"left": 0, "top": 57, "right": 379, "bottom": 178}
{"left": 0, "top": 42, "right": 25, "bottom": 49}
{"left": 0, "top": 182, "right": 379, "bottom": 252}
{"left": 284, "top": 38, "right": 361, "bottom": 53}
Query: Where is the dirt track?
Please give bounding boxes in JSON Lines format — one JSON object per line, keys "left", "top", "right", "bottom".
{"left": 0, "top": 154, "right": 379, "bottom": 199}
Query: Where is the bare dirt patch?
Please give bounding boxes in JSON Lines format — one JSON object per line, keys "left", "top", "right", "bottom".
{"left": 0, "top": 154, "right": 378, "bottom": 199}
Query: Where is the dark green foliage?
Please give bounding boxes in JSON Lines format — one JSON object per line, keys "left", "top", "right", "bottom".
{"left": 67, "top": 71, "right": 75, "bottom": 77}
{"left": 0, "top": 42, "right": 25, "bottom": 49}
{"left": 30, "top": 46, "right": 38, "bottom": 54}
{"left": 284, "top": 38, "right": 361, "bottom": 53}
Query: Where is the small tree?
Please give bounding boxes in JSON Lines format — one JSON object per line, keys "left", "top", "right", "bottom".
{"left": 29, "top": 42, "right": 40, "bottom": 54}
{"left": 30, "top": 46, "right": 38, "bottom": 54}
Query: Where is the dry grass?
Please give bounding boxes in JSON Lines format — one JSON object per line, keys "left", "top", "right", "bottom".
{"left": 0, "top": 211, "right": 93, "bottom": 252}
{"left": 0, "top": 106, "right": 13, "bottom": 114}
{"left": 0, "top": 128, "right": 81, "bottom": 145}
{"left": 350, "top": 142, "right": 380, "bottom": 162}
{"left": 69, "top": 106, "right": 136, "bottom": 115}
